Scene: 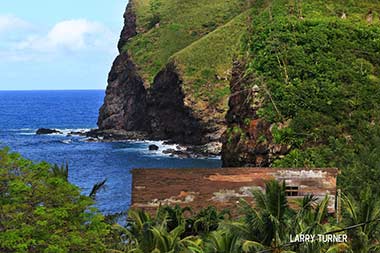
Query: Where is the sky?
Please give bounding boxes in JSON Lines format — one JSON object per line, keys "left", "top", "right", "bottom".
{"left": 0, "top": 1, "right": 128, "bottom": 90}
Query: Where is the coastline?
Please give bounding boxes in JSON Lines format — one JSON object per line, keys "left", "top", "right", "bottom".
{"left": 34, "top": 127, "right": 222, "bottom": 159}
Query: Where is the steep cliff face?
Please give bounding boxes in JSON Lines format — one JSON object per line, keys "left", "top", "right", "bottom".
{"left": 148, "top": 63, "right": 204, "bottom": 144}
{"left": 221, "top": 61, "right": 289, "bottom": 167}
{"left": 98, "top": 3, "right": 149, "bottom": 131}
{"left": 98, "top": 1, "right": 208, "bottom": 144}
{"left": 98, "top": 53, "right": 148, "bottom": 131}
{"left": 98, "top": 0, "right": 254, "bottom": 145}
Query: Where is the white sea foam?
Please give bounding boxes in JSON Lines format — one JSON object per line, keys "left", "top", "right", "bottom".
{"left": 60, "top": 139, "right": 72, "bottom": 144}
{"left": 55, "top": 128, "right": 92, "bottom": 135}
{"left": 19, "top": 132, "right": 35, "bottom": 135}
{"left": 7, "top": 128, "right": 35, "bottom": 132}
{"left": 117, "top": 140, "right": 182, "bottom": 157}
{"left": 116, "top": 140, "right": 221, "bottom": 159}
{"left": 14, "top": 127, "right": 92, "bottom": 136}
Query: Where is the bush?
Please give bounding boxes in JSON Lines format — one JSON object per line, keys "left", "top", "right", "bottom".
{"left": 0, "top": 148, "right": 110, "bottom": 252}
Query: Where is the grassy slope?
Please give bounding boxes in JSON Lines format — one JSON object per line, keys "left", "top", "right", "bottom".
{"left": 238, "top": 0, "right": 380, "bottom": 194}
{"left": 170, "top": 9, "right": 252, "bottom": 113}
{"left": 123, "top": 0, "right": 255, "bottom": 111}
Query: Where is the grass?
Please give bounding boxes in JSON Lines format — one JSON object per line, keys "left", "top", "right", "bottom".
{"left": 170, "top": 9, "right": 253, "bottom": 111}
{"left": 123, "top": 0, "right": 255, "bottom": 101}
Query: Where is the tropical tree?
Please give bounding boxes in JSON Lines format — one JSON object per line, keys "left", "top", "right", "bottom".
{"left": 205, "top": 230, "right": 242, "bottom": 253}
{"left": 342, "top": 187, "right": 380, "bottom": 252}
{"left": 238, "top": 180, "right": 292, "bottom": 250}
{"left": 0, "top": 148, "right": 110, "bottom": 252}
{"left": 125, "top": 208, "right": 203, "bottom": 253}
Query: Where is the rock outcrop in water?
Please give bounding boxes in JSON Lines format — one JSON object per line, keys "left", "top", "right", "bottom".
{"left": 36, "top": 128, "right": 63, "bottom": 135}
{"left": 98, "top": 2, "right": 203, "bottom": 145}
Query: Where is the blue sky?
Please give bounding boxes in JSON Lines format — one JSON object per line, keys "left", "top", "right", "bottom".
{"left": 0, "top": 1, "right": 128, "bottom": 90}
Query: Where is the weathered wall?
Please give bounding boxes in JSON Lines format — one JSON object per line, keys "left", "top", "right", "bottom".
{"left": 131, "top": 168, "right": 339, "bottom": 214}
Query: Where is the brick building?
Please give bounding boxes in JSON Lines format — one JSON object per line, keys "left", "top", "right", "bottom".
{"left": 131, "top": 168, "right": 339, "bottom": 214}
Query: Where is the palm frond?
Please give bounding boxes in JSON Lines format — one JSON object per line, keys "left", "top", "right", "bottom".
{"left": 89, "top": 178, "right": 107, "bottom": 199}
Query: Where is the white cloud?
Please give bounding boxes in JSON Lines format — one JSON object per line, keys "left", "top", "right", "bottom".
{"left": 0, "top": 16, "right": 117, "bottom": 63}
{"left": 0, "top": 15, "right": 30, "bottom": 33}
{"left": 17, "top": 19, "right": 114, "bottom": 52}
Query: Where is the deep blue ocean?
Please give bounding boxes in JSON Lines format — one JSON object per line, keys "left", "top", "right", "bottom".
{"left": 0, "top": 90, "right": 221, "bottom": 215}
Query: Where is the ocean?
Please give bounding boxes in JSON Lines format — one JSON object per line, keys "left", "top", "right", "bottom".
{"left": 0, "top": 90, "right": 221, "bottom": 214}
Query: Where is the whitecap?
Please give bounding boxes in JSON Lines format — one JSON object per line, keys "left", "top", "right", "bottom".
{"left": 19, "top": 132, "right": 35, "bottom": 136}
{"left": 61, "top": 139, "right": 72, "bottom": 144}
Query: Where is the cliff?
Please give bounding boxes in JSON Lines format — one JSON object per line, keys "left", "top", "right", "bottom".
{"left": 98, "top": 0, "right": 255, "bottom": 145}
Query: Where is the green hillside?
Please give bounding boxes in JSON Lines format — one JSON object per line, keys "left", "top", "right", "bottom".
{"left": 225, "top": 0, "right": 380, "bottom": 195}
{"left": 171, "top": 9, "right": 252, "bottom": 113}
{"left": 122, "top": 0, "right": 255, "bottom": 108}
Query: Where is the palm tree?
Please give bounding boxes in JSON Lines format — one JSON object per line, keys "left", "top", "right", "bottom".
{"left": 125, "top": 208, "right": 202, "bottom": 253}
{"left": 205, "top": 230, "right": 242, "bottom": 253}
{"left": 156, "top": 205, "right": 192, "bottom": 233}
{"left": 234, "top": 180, "right": 347, "bottom": 253}
{"left": 50, "top": 163, "right": 68, "bottom": 180}
{"left": 125, "top": 209, "right": 156, "bottom": 252}
{"left": 342, "top": 187, "right": 380, "bottom": 252}
{"left": 292, "top": 195, "right": 348, "bottom": 253}
{"left": 239, "top": 180, "right": 291, "bottom": 249}
{"left": 191, "top": 206, "right": 230, "bottom": 236}
{"left": 89, "top": 179, "right": 107, "bottom": 199}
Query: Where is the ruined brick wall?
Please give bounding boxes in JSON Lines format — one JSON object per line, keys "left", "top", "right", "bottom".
{"left": 131, "top": 168, "right": 339, "bottom": 214}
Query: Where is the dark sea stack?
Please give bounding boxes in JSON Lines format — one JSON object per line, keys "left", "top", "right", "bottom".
{"left": 98, "top": 53, "right": 148, "bottom": 131}
{"left": 98, "top": 2, "right": 149, "bottom": 132}
{"left": 221, "top": 61, "right": 290, "bottom": 167}
{"left": 36, "top": 128, "right": 62, "bottom": 135}
{"left": 97, "top": 0, "right": 243, "bottom": 148}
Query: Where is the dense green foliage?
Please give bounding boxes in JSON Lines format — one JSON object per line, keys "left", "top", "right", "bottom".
{"left": 115, "top": 181, "right": 380, "bottom": 252}
{"left": 2, "top": 149, "right": 380, "bottom": 252}
{"left": 240, "top": 0, "right": 380, "bottom": 195}
{"left": 0, "top": 148, "right": 111, "bottom": 252}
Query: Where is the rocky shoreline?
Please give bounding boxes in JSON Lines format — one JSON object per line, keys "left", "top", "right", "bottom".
{"left": 36, "top": 128, "right": 221, "bottom": 158}
{"left": 86, "top": 129, "right": 222, "bottom": 158}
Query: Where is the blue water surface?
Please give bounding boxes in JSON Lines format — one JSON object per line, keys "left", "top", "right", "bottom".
{"left": 0, "top": 90, "right": 221, "bottom": 214}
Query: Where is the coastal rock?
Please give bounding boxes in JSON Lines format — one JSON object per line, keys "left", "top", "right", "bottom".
{"left": 117, "top": 2, "right": 137, "bottom": 52}
{"left": 147, "top": 63, "right": 205, "bottom": 145}
{"left": 85, "top": 138, "right": 98, "bottom": 142}
{"left": 148, "top": 144, "right": 159, "bottom": 151}
{"left": 36, "top": 128, "right": 62, "bottom": 135}
{"left": 162, "top": 148, "right": 176, "bottom": 154}
{"left": 68, "top": 130, "right": 87, "bottom": 136}
{"left": 97, "top": 0, "right": 228, "bottom": 148}
{"left": 162, "top": 149, "right": 192, "bottom": 158}
{"left": 204, "top": 142, "right": 222, "bottom": 156}
{"left": 97, "top": 52, "right": 148, "bottom": 132}
{"left": 87, "top": 129, "right": 148, "bottom": 141}
{"left": 98, "top": 2, "right": 149, "bottom": 132}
